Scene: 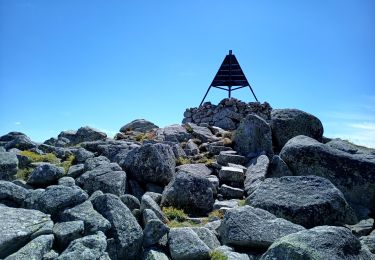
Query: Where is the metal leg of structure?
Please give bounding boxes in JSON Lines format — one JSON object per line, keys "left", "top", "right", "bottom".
{"left": 248, "top": 85, "right": 259, "bottom": 102}
{"left": 200, "top": 86, "right": 212, "bottom": 107}
{"left": 228, "top": 86, "right": 232, "bottom": 98}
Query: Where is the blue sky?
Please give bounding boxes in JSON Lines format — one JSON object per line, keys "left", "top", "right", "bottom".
{"left": 1, "top": 1, "right": 374, "bottom": 147}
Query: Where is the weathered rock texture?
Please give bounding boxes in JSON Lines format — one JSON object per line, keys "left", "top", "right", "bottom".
{"left": 183, "top": 98, "right": 272, "bottom": 130}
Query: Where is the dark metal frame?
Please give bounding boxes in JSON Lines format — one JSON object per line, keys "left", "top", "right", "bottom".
{"left": 199, "top": 50, "right": 259, "bottom": 106}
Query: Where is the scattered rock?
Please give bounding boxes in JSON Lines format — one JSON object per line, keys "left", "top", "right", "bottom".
{"left": 280, "top": 135, "right": 375, "bottom": 218}
{"left": 143, "top": 219, "right": 169, "bottom": 247}
{"left": 191, "top": 227, "right": 220, "bottom": 250}
{"left": 270, "top": 108, "right": 323, "bottom": 151}
{"left": 67, "top": 164, "right": 85, "bottom": 178}
{"left": 120, "top": 119, "right": 158, "bottom": 133}
{"left": 360, "top": 233, "right": 375, "bottom": 254}
{"left": 142, "top": 248, "right": 169, "bottom": 260}
{"left": 123, "top": 143, "right": 175, "bottom": 186}
{"left": 260, "top": 226, "right": 373, "bottom": 260}
{"left": 184, "top": 139, "right": 200, "bottom": 156}
{"left": 217, "top": 151, "right": 246, "bottom": 166}
{"left": 58, "top": 176, "right": 76, "bottom": 187}
{"left": 219, "top": 166, "right": 244, "bottom": 183}
{"left": 346, "top": 218, "right": 374, "bottom": 237}
{"left": 0, "top": 180, "right": 30, "bottom": 207}
{"left": 76, "top": 162, "right": 127, "bottom": 196}
{"left": 244, "top": 154, "right": 269, "bottom": 195}
{"left": 57, "top": 231, "right": 108, "bottom": 260}
{"left": 232, "top": 114, "right": 273, "bottom": 157}
{"left": 168, "top": 227, "right": 211, "bottom": 260}
{"left": 25, "top": 185, "right": 88, "bottom": 217}
{"left": 71, "top": 148, "right": 95, "bottom": 163}
{"left": 4, "top": 234, "right": 54, "bottom": 260}
{"left": 140, "top": 194, "right": 168, "bottom": 223}
{"left": 219, "top": 184, "right": 244, "bottom": 199}
{"left": 0, "top": 204, "right": 54, "bottom": 258}
{"left": 161, "top": 171, "right": 215, "bottom": 215}
{"left": 211, "top": 245, "right": 251, "bottom": 260}
{"left": 219, "top": 205, "right": 305, "bottom": 249}
{"left": 156, "top": 124, "right": 191, "bottom": 143}
{"left": 246, "top": 176, "right": 357, "bottom": 228}
{"left": 120, "top": 194, "right": 140, "bottom": 211}
{"left": 0, "top": 151, "right": 18, "bottom": 181}
{"left": 92, "top": 194, "right": 143, "bottom": 260}
{"left": 60, "top": 200, "right": 111, "bottom": 235}
{"left": 53, "top": 221, "right": 84, "bottom": 250}
{"left": 27, "top": 163, "right": 65, "bottom": 187}
{"left": 185, "top": 123, "right": 219, "bottom": 143}
{"left": 213, "top": 199, "right": 240, "bottom": 210}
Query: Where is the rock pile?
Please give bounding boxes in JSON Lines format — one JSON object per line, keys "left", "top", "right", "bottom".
{"left": 0, "top": 98, "right": 374, "bottom": 259}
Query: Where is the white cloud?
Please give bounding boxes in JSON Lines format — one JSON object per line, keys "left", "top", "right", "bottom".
{"left": 348, "top": 122, "right": 375, "bottom": 131}
{"left": 14, "top": 122, "right": 21, "bottom": 125}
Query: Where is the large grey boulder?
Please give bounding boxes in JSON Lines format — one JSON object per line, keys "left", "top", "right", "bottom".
{"left": 120, "top": 119, "right": 159, "bottom": 133}
{"left": 70, "top": 148, "right": 95, "bottom": 163}
{"left": 232, "top": 114, "right": 273, "bottom": 157}
{"left": 0, "top": 151, "right": 18, "bottom": 181}
{"left": 280, "top": 135, "right": 375, "bottom": 218}
{"left": 360, "top": 233, "right": 375, "bottom": 254}
{"left": 57, "top": 231, "right": 108, "bottom": 260}
{"left": 2, "top": 133, "right": 37, "bottom": 150}
{"left": 53, "top": 221, "right": 84, "bottom": 250}
{"left": 218, "top": 205, "right": 305, "bottom": 249}
{"left": 244, "top": 154, "right": 269, "bottom": 195}
{"left": 219, "top": 166, "right": 245, "bottom": 183}
{"left": 67, "top": 163, "right": 85, "bottom": 178}
{"left": 260, "top": 226, "right": 374, "bottom": 260}
{"left": 0, "top": 205, "right": 54, "bottom": 258}
{"left": 74, "top": 126, "right": 107, "bottom": 144}
{"left": 4, "top": 234, "right": 54, "bottom": 260}
{"left": 161, "top": 171, "right": 215, "bottom": 216}
{"left": 84, "top": 156, "right": 110, "bottom": 171}
{"left": 92, "top": 194, "right": 143, "bottom": 259}
{"left": 60, "top": 200, "right": 111, "bottom": 235}
{"left": 270, "top": 108, "right": 323, "bottom": 151}
{"left": 176, "top": 163, "right": 212, "bottom": 177}
{"left": 27, "top": 163, "right": 65, "bottom": 187}
{"left": 156, "top": 124, "right": 191, "bottom": 143}
{"left": 168, "top": 227, "right": 211, "bottom": 260}
{"left": 123, "top": 143, "right": 175, "bottom": 186}
{"left": 0, "top": 180, "right": 30, "bottom": 207}
{"left": 25, "top": 185, "right": 88, "bottom": 217}
{"left": 247, "top": 176, "right": 357, "bottom": 228}
{"left": 76, "top": 162, "right": 127, "bottom": 196}
{"left": 120, "top": 194, "right": 140, "bottom": 211}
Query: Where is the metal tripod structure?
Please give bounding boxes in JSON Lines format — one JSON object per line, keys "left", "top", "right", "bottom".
{"left": 200, "top": 50, "right": 258, "bottom": 107}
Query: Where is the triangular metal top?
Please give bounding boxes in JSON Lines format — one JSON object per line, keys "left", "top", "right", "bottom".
{"left": 199, "top": 50, "right": 259, "bottom": 106}
{"left": 211, "top": 50, "right": 250, "bottom": 87}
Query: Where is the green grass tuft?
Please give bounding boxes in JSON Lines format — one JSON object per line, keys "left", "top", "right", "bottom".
{"left": 58, "top": 155, "right": 75, "bottom": 173}
{"left": 210, "top": 251, "right": 228, "bottom": 260}
{"left": 162, "top": 206, "right": 188, "bottom": 222}
{"left": 20, "top": 150, "right": 59, "bottom": 164}
{"left": 16, "top": 167, "right": 33, "bottom": 181}
{"left": 175, "top": 157, "right": 192, "bottom": 166}
{"left": 238, "top": 199, "right": 246, "bottom": 206}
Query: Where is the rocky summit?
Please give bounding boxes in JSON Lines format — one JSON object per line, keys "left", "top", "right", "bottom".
{"left": 0, "top": 97, "right": 374, "bottom": 260}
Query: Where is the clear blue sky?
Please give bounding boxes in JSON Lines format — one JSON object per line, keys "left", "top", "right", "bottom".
{"left": 1, "top": 1, "right": 374, "bottom": 147}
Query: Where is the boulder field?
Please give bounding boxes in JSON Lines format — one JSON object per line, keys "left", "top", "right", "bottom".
{"left": 0, "top": 98, "right": 374, "bottom": 259}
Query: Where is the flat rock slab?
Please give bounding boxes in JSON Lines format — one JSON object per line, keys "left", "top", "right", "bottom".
{"left": 176, "top": 163, "right": 212, "bottom": 177}
{"left": 217, "top": 151, "right": 247, "bottom": 166}
{"left": 219, "top": 205, "right": 305, "bottom": 249}
{"left": 0, "top": 205, "right": 54, "bottom": 258}
{"left": 246, "top": 176, "right": 357, "bottom": 228}
{"left": 260, "top": 226, "right": 374, "bottom": 260}
{"left": 219, "top": 166, "right": 244, "bottom": 183}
